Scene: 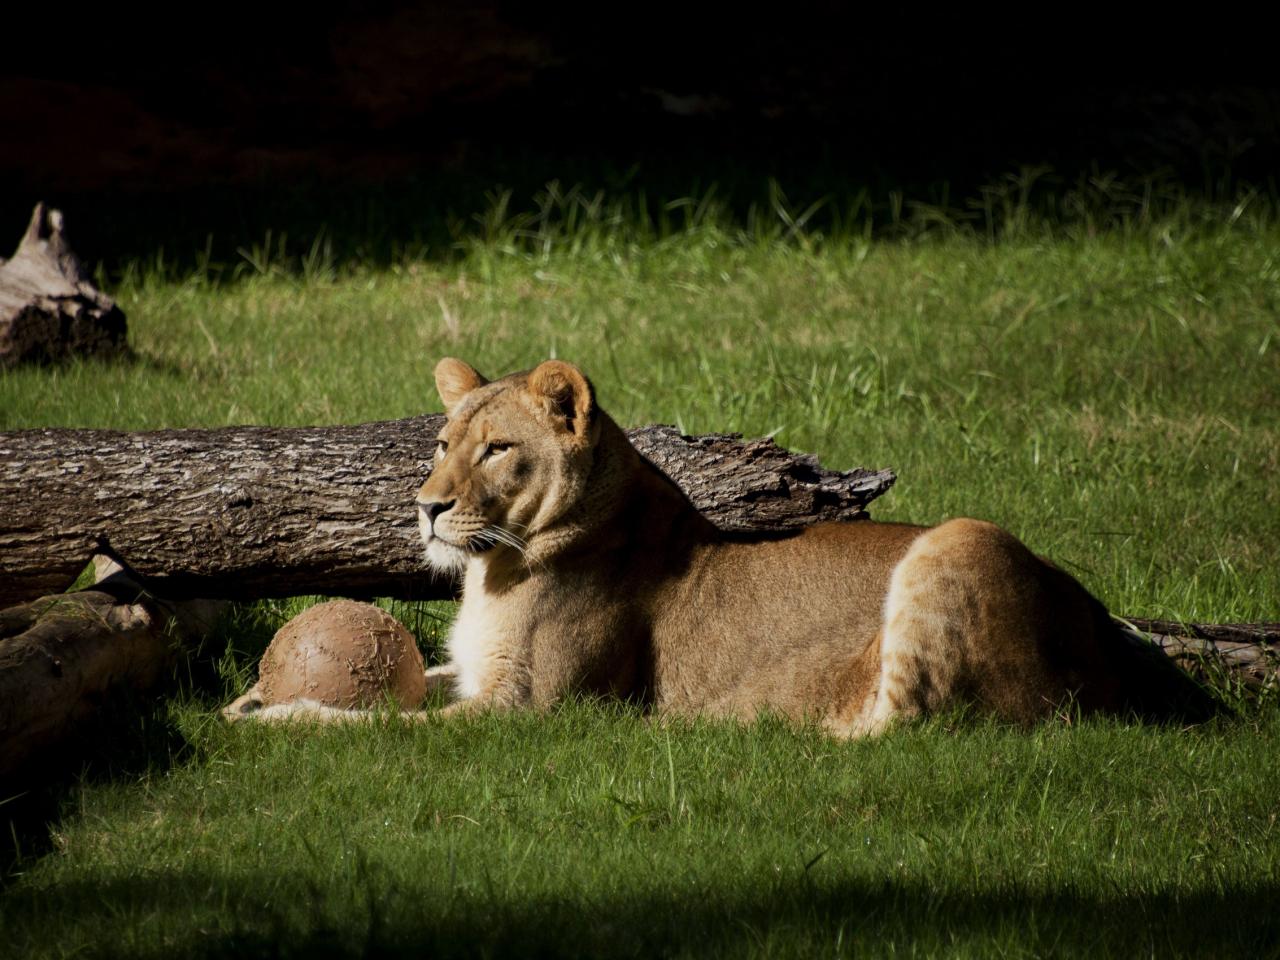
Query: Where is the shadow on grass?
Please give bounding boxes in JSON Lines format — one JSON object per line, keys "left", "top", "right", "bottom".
{"left": 0, "top": 687, "right": 196, "bottom": 885}
{"left": 0, "top": 598, "right": 435, "bottom": 890}
{"left": 2, "top": 868, "right": 1275, "bottom": 959}
{"left": 0, "top": 609, "right": 267, "bottom": 885}
{"left": 7, "top": 157, "right": 1276, "bottom": 285}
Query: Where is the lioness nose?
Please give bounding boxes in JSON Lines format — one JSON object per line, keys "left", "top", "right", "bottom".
{"left": 419, "top": 499, "right": 455, "bottom": 525}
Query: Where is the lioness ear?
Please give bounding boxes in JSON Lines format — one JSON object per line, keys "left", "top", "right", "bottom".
{"left": 527, "top": 360, "right": 596, "bottom": 439}
{"left": 435, "top": 358, "right": 488, "bottom": 410}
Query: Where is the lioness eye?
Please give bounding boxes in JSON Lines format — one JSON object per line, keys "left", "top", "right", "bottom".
{"left": 483, "top": 442, "right": 512, "bottom": 460}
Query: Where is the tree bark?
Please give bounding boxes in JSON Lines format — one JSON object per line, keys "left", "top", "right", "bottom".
{"left": 0, "top": 419, "right": 895, "bottom": 605}
{"left": 0, "top": 203, "right": 128, "bottom": 367}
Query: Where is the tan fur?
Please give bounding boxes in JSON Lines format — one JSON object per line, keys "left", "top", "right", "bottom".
{"left": 242, "top": 357, "right": 1200, "bottom": 731}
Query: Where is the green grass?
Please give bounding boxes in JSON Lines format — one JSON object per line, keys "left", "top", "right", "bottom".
{"left": 2, "top": 181, "right": 1279, "bottom": 957}
{"left": 5, "top": 709, "right": 1280, "bottom": 959}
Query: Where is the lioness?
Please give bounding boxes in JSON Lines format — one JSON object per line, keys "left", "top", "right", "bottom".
{"left": 245, "top": 357, "right": 1214, "bottom": 731}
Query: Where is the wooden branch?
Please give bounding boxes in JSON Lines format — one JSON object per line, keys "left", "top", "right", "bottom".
{"left": 0, "top": 587, "right": 172, "bottom": 779}
{"left": 0, "top": 559, "right": 226, "bottom": 780}
{"left": 0, "top": 203, "right": 128, "bottom": 367}
{"left": 1123, "top": 618, "right": 1280, "bottom": 692}
{"left": 0, "top": 418, "right": 896, "bottom": 605}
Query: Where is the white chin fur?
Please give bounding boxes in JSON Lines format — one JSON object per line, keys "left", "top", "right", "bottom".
{"left": 424, "top": 537, "right": 469, "bottom": 576}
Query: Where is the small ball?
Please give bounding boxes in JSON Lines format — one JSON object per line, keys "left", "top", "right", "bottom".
{"left": 255, "top": 600, "right": 426, "bottom": 709}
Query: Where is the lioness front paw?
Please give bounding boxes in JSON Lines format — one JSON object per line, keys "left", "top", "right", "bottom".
{"left": 221, "top": 686, "right": 265, "bottom": 721}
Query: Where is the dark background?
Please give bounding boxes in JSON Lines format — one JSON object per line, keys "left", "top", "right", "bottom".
{"left": 3, "top": 2, "right": 1277, "bottom": 264}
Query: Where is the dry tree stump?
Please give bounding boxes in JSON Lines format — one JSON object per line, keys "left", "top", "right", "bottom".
{"left": 0, "top": 203, "right": 127, "bottom": 367}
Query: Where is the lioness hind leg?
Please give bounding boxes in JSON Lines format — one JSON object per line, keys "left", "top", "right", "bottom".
{"left": 847, "top": 518, "right": 1094, "bottom": 737}
{"left": 846, "top": 522, "right": 988, "bottom": 737}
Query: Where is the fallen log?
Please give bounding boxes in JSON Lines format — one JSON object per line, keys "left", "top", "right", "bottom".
{"left": 0, "top": 420, "right": 895, "bottom": 605}
{"left": 0, "top": 203, "right": 128, "bottom": 367}
{"left": 0, "top": 589, "right": 169, "bottom": 781}
{"left": 0, "top": 559, "right": 225, "bottom": 780}
{"left": 1122, "top": 618, "right": 1280, "bottom": 693}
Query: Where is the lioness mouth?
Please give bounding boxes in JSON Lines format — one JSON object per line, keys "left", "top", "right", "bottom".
{"left": 429, "top": 532, "right": 494, "bottom": 554}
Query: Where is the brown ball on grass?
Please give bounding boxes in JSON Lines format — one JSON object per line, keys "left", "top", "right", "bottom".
{"left": 225, "top": 600, "right": 426, "bottom": 717}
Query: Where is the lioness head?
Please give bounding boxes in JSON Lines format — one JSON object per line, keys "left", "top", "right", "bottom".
{"left": 416, "top": 357, "right": 601, "bottom": 573}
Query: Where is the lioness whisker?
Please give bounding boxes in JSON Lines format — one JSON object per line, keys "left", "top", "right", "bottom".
{"left": 482, "top": 522, "right": 549, "bottom": 573}
{"left": 480, "top": 524, "right": 529, "bottom": 556}
{"left": 488, "top": 524, "right": 529, "bottom": 550}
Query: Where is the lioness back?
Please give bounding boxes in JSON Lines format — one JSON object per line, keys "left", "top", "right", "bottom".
{"left": 406, "top": 357, "right": 1218, "bottom": 734}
